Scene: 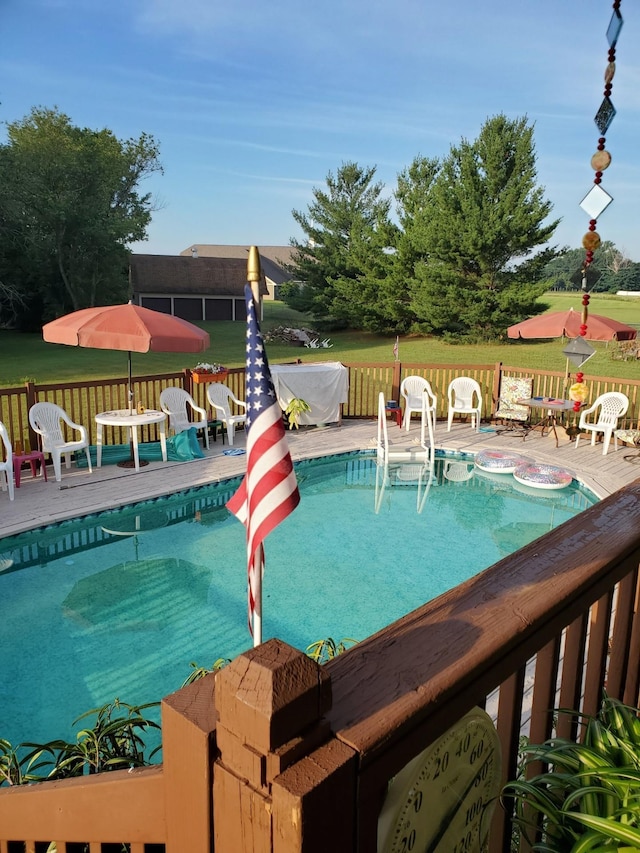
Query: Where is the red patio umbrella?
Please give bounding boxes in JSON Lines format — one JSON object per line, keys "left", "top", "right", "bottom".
{"left": 42, "top": 302, "right": 211, "bottom": 413}
{"left": 507, "top": 308, "right": 637, "bottom": 342}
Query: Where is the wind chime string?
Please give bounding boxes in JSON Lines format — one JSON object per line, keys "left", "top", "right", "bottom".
{"left": 573, "top": 0, "right": 623, "bottom": 412}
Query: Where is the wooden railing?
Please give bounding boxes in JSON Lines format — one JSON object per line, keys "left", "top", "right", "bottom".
{"left": 1, "top": 361, "right": 639, "bottom": 451}
{"left": 1, "top": 482, "right": 639, "bottom": 851}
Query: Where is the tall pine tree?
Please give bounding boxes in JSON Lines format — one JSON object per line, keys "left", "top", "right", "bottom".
{"left": 282, "top": 162, "right": 396, "bottom": 329}
{"left": 406, "top": 114, "right": 559, "bottom": 339}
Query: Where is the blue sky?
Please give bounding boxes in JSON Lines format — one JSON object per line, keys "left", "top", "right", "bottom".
{"left": 1, "top": 0, "right": 639, "bottom": 260}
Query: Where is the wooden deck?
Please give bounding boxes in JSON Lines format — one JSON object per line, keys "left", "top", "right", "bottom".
{"left": 1, "top": 416, "right": 639, "bottom": 538}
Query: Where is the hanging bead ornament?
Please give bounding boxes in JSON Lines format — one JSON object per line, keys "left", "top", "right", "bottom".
{"left": 574, "top": 0, "right": 623, "bottom": 412}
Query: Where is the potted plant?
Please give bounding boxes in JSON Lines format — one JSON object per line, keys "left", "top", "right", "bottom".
{"left": 191, "top": 362, "right": 228, "bottom": 384}
{"left": 284, "top": 397, "right": 311, "bottom": 429}
{"left": 502, "top": 692, "right": 640, "bottom": 851}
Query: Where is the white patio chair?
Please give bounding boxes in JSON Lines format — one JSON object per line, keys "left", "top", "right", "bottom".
{"left": 0, "top": 421, "right": 15, "bottom": 501}
{"left": 575, "top": 391, "right": 629, "bottom": 456}
{"left": 400, "top": 376, "right": 437, "bottom": 431}
{"left": 206, "top": 383, "right": 247, "bottom": 446}
{"left": 28, "top": 402, "right": 92, "bottom": 482}
{"left": 447, "top": 377, "right": 483, "bottom": 432}
{"left": 160, "top": 386, "right": 209, "bottom": 450}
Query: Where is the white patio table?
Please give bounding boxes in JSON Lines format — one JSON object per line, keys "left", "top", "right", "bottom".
{"left": 95, "top": 409, "right": 167, "bottom": 472}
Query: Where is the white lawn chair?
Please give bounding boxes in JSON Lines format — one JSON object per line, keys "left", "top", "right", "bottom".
{"left": 28, "top": 402, "right": 92, "bottom": 482}
{"left": 447, "top": 377, "right": 483, "bottom": 432}
{"left": 160, "top": 386, "right": 209, "bottom": 450}
{"left": 575, "top": 391, "right": 629, "bottom": 456}
{"left": 400, "top": 376, "right": 437, "bottom": 431}
{"left": 206, "top": 383, "right": 247, "bottom": 446}
{"left": 0, "top": 421, "right": 15, "bottom": 500}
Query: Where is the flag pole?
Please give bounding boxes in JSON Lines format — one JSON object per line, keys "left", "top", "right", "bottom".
{"left": 248, "top": 245, "right": 262, "bottom": 310}
{"left": 248, "top": 245, "right": 263, "bottom": 645}
{"left": 253, "top": 544, "right": 264, "bottom": 646}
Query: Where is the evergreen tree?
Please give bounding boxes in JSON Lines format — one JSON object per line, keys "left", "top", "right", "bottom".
{"left": 282, "top": 162, "right": 396, "bottom": 329}
{"left": 387, "top": 155, "right": 441, "bottom": 331}
{"left": 408, "top": 114, "right": 560, "bottom": 339}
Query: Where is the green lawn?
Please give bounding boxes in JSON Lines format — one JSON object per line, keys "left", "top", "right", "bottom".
{"left": 1, "top": 293, "right": 639, "bottom": 387}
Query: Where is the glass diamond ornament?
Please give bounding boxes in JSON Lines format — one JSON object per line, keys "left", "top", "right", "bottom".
{"left": 607, "top": 9, "right": 623, "bottom": 48}
{"left": 570, "top": 266, "right": 601, "bottom": 289}
{"left": 563, "top": 337, "right": 596, "bottom": 369}
{"left": 580, "top": 184, "right": 613, "bottom": 219}
{"left": 595, "top": 97, "right": 616, "bottom": 134}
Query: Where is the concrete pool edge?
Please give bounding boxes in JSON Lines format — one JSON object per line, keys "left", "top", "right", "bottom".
{"left": 0, "top": 418, "right": 634, "bottom": 537}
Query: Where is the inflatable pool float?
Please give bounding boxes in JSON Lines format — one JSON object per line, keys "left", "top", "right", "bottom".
{"left": 513, "top": 462, "right": 573, "bottom": 490}
{"left": 475, "top": 449, "right": 528, "bottom": 474}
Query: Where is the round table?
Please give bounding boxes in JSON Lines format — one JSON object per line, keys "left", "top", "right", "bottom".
{"left": 517, "top": 397, "right": 577, "bottom": 447}
{"left": 95, "top": 409, "right": 167, "bottom": 472}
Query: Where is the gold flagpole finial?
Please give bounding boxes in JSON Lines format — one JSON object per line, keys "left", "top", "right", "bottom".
{"left": 247, "top": 246, "right": 262, "bottom": 306}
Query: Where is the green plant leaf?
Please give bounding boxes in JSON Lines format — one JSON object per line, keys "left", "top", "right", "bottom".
{"left": 565, "top": 811, "right": 640, "bottom": 846}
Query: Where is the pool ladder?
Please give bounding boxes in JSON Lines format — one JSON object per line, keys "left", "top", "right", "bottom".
{"left": 376, "top": 392, "right": 435, "bottom": 465}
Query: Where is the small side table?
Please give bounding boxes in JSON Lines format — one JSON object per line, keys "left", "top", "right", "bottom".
{"left": 13, "top": 450, "right": 48, "bottom": 488}
{"left": 208, "top": 419, "right": 226, "bottom": 443}
{"left": 385, "top": 405, "right": 403, "bottom": 428}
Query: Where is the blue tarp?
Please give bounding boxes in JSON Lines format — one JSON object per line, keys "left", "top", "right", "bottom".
{"left": 76, "top": 428, "right": 205, "bottom": 467}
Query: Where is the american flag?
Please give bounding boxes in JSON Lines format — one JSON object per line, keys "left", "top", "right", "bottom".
{"left": 226, "top": 284, "right": 300, "bottom": 642}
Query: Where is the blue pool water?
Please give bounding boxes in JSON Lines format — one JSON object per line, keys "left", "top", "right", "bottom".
{"left": 0, "top": 451, "right": 596, "bottom": 750}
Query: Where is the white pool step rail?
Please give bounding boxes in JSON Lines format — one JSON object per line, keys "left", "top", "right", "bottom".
{"left": 376, "top": 392, "right": 435, "bottom": 465}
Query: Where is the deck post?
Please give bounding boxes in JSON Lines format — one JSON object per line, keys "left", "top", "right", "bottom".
{"left": 213, "top": 638, "right": 357, "bottom": 852}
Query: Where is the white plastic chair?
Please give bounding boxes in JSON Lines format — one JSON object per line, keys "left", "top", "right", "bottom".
{"left": 447, "top": 377, "right": 483, "bottom": 432}
{"left": 0, "top": 421, "right": 15, "bottom": 501}
{"left": 575, "top": 391, "right": 629, "bottom": 456}
{"left": 28, "top": 402, "right": 92, "bottom": 482}
{"left": 400, "top": 376, "right": 437, "bottom": 431}
{"left": 206, "top": 383, "right": 247, "bottom": 446}
{"left": 160, "top": 386, "right": 209, "bottom": 450}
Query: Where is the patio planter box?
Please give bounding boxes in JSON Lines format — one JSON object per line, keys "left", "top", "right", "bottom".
{"left": 192, "top": 371, "right": 228, "bottom": 384}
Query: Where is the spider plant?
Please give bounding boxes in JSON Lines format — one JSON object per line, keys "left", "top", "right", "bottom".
{"left": 305, "top": 637, "right": 358, "bottom": 663}
{"left": 502, "top": 693, "right": 640, "bottom": 851}
{"left": 284, "top": 397, "right": 311, "bottom": 429}
{"left": 182, "top": 657, "right": 231, "bottom": 686}
{"left": 0, "top": 699, "right": 161, "bottom": 785}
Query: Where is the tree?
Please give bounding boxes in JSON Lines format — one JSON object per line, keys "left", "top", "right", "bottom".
{"left": 282, "top": 162, "right": 396, "bottom": 329}
{"left": 540, "top": 242, "right": 640, "bottom": 293}
{"left": 406, "top": 114, "right": 560, "bottom": 339}
{"left": 388, "top": 155, "right": 441, "bottom": 330}
{"left": 0, "top": 107, "right": 162, "bottom": 328}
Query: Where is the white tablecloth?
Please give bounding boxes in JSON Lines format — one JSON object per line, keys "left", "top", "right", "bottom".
{"left": 271, "top": 362, "right": 349, "bottom": 425}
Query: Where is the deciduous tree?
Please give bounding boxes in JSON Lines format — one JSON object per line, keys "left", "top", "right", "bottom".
{"left": 0, "top": 107, "right": 162, "bottom": 328}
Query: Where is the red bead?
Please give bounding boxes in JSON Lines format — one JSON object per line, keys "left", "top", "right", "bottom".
{"left": 599, "top": 137, "right": 606, "bottom": 144}
{"left": 582, "top": 296, "right": 590, "bottom": 305}
{"left": 589, "top": 224, "right": 596, "bottom": 231}
{"left": 594, "top": 177, "right": 602, "bottom": 184}
{"left": 573, "top": 401, "right": 581, "bottom": 412}
{"left": 590, "top": 219, "right": 597, "bottom": 225}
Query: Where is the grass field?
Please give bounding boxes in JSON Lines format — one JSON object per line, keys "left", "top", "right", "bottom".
{"left": 1, "top": 293, "right": 639, "bottom": 387}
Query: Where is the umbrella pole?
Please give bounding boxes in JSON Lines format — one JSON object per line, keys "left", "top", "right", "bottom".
{"left": 117, "top": 350, "right": 149, "bottom": 468}
{"left": 128, "top": 351, "right": 134, "bottom": 415}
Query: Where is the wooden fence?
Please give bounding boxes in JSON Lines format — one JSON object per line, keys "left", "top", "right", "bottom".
{"left": 2, "top": 361, "right": 640, "bottom": 451}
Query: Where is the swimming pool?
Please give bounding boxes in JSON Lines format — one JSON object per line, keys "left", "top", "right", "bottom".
{"left": 0, "top": 450, "right": 597, "bottom": 750}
